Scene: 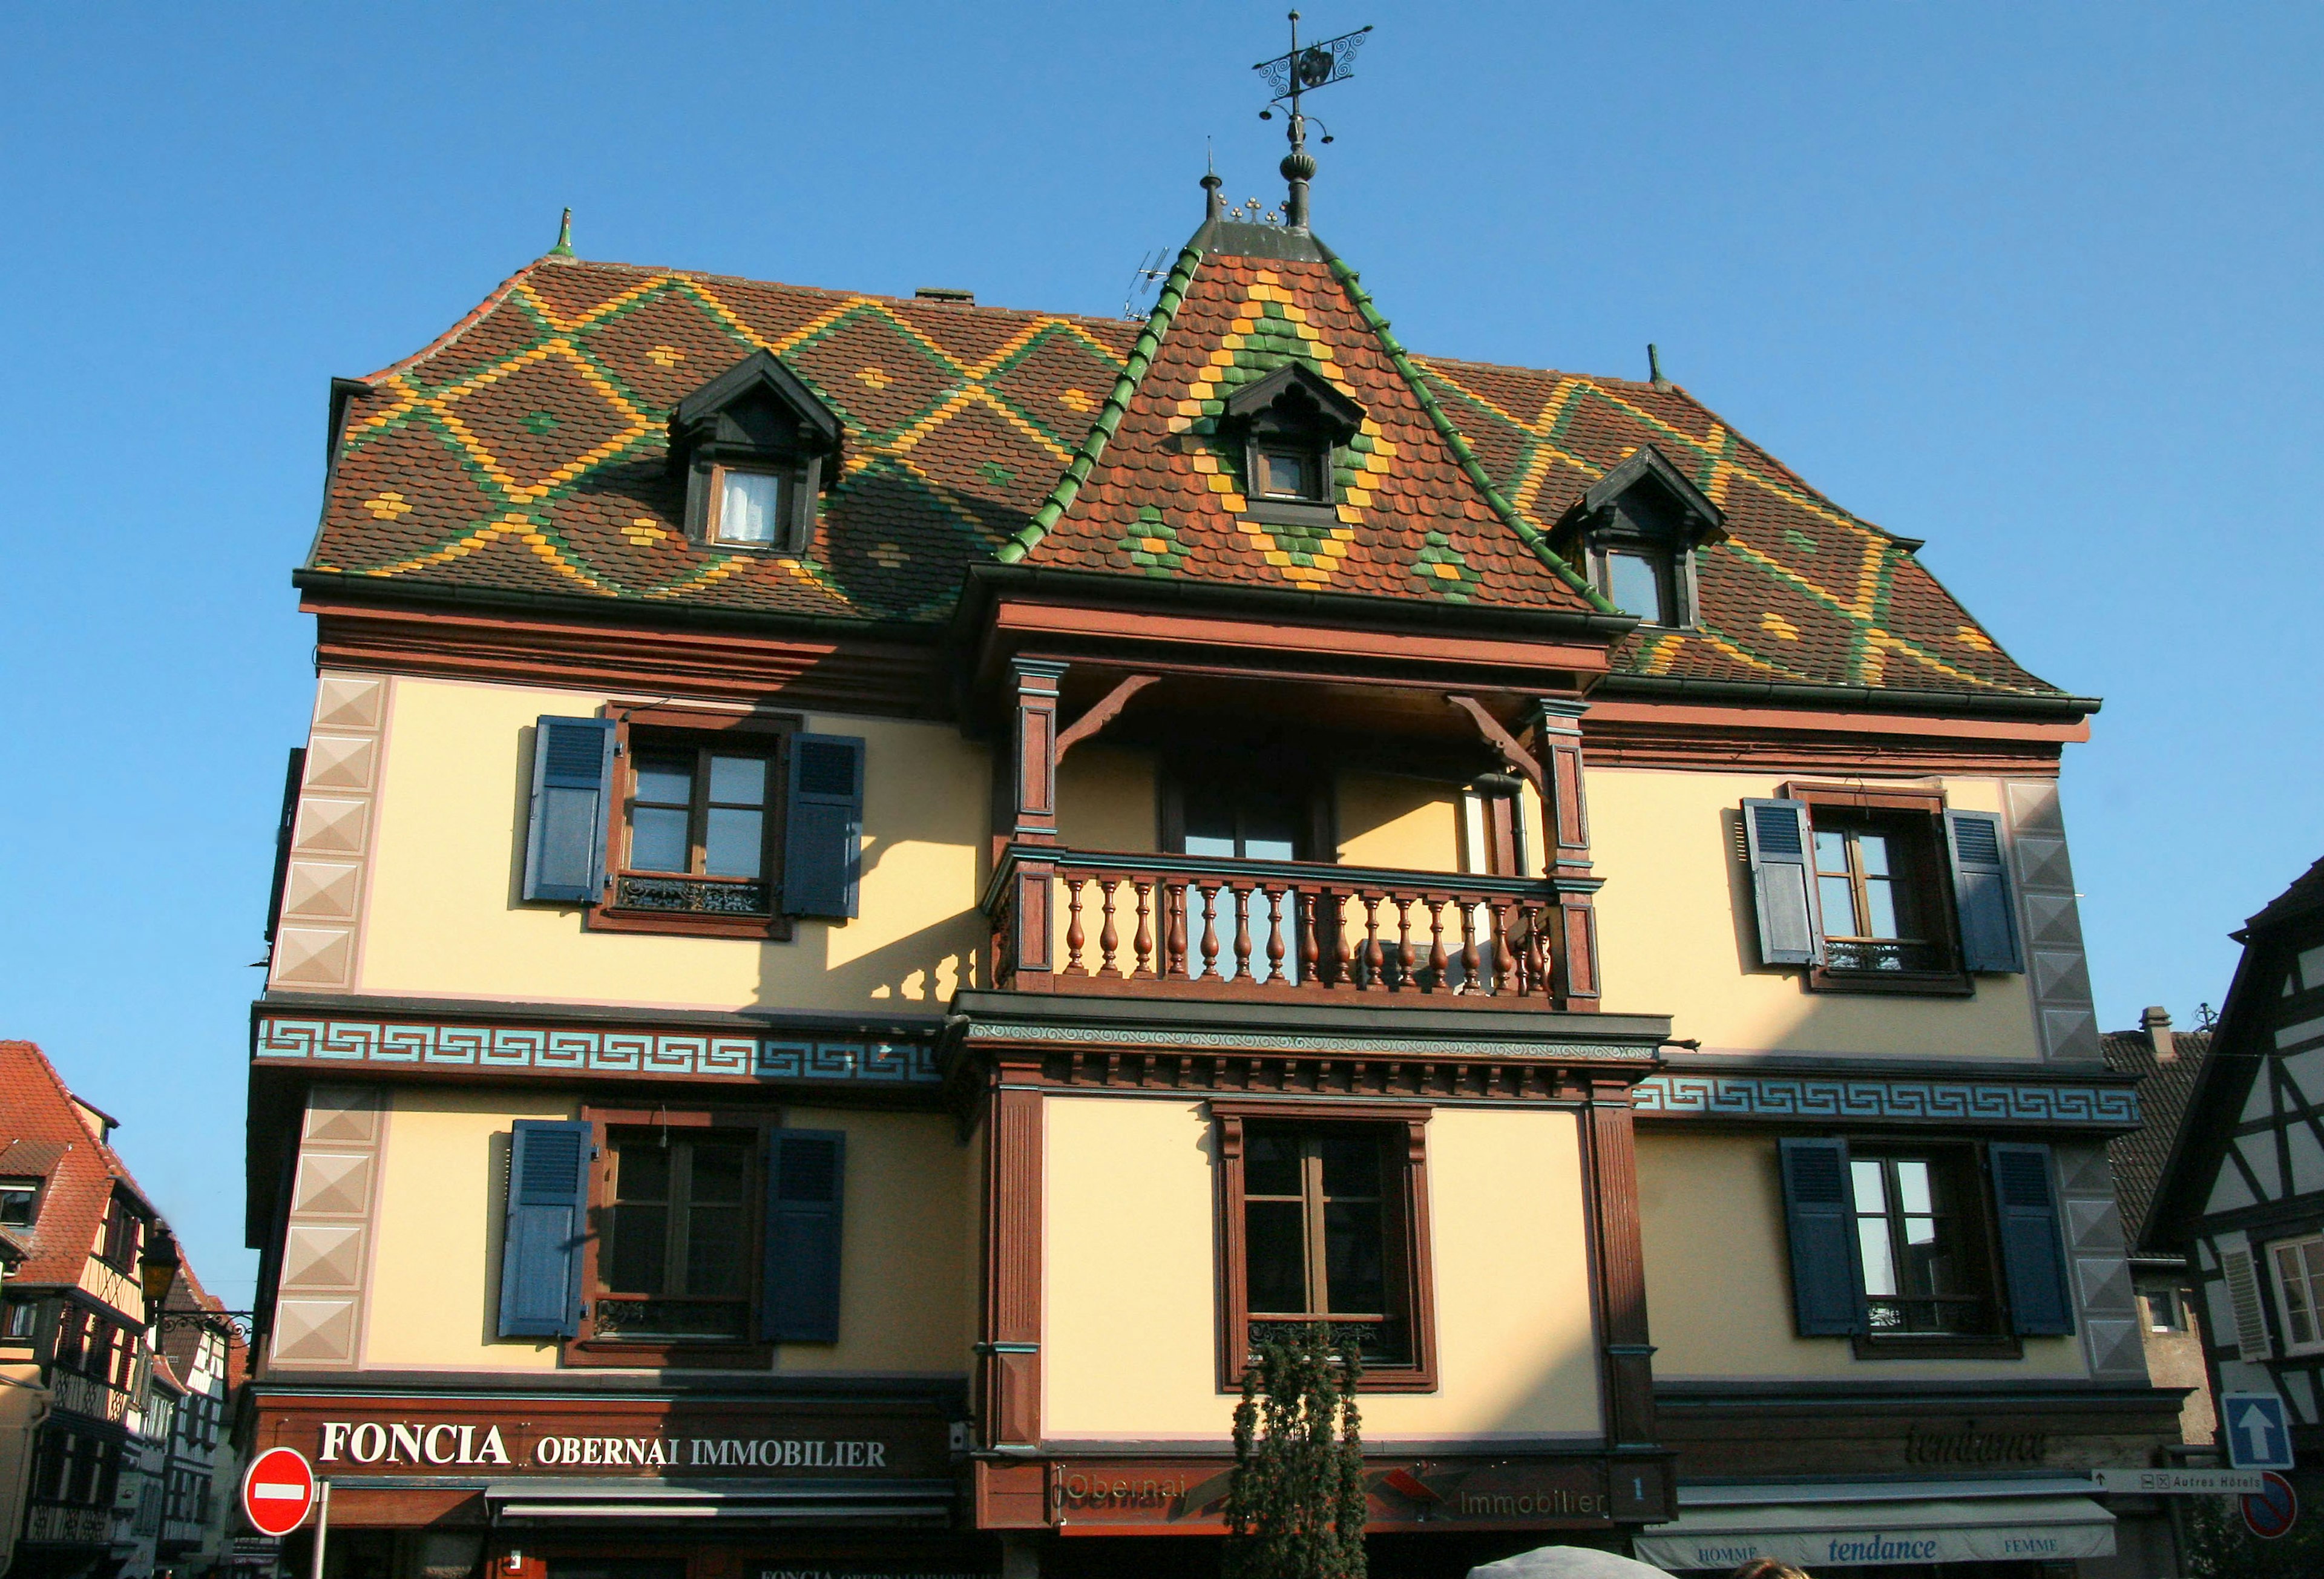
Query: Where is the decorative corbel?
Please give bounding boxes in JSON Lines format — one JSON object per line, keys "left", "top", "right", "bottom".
{"left": 1444, "top": 694, "right": 1546, "bottom": 798}
{"left": 1056, "top": 674, "right": 1158, "bottom": 761}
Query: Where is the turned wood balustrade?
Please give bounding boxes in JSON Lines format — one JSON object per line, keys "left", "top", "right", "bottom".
{"left": 986, "top": 849, "right": 1566, "bottom": 1003}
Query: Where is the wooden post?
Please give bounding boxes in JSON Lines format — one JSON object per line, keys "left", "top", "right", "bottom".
{"left": 997, "top": 658, "right": 1067, "bottom": 989}
{"left": 1585, "top": 1079, "right": 1657, "bottom": 1451}
{"left": 1535, "top": 698, "right": 1603, "bottom": 1011}
{"left": 979, "top": 1075, "right": 1044, "bottom": 1447}
{"left": 1009, "top": 658, "right": 1066, "bottom": 846}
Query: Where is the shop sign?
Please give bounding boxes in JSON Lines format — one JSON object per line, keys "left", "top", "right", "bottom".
{"left": 255, "top": 1395, "right": 948, "bottom": 1480}
{"left": 2091, "top": 1468, "right": 2265, "bottom": 1495}
{"left": 1028, "top": 1457, "right": 1612, "bottom": 1532}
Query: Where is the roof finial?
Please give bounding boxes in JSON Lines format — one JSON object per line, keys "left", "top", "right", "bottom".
{"left": 550, "top": 208, "right": 574, "bottom": 258}
{"left": 1253, "top": 12, "right": 1372, "bottom": 232}
{"left": 1647, "top": 343, "right": 1670, "bottom": 390}
{"left": 1203, "top": 140, "right": 1226, "bottom": 222}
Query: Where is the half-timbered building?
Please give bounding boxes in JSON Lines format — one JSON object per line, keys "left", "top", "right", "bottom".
{"left": 243, "top": 159, "right": 2184, "bottom": 1579}
{"left": 2145, "top": 856, "right": 2324, "bottom": 1490}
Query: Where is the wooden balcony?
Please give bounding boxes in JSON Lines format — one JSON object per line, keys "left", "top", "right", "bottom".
{"left": 986, "top": 847, "right": 1595, "bottom": 1008}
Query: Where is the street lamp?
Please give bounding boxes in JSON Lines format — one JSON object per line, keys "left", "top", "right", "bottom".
{"left": 139, "top": 1224, "right": 180, "bottom": 1325}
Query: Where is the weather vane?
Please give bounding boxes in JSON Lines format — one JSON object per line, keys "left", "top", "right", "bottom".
{"left": 1252, "top": 10, "right": 1371, "bottom": 230}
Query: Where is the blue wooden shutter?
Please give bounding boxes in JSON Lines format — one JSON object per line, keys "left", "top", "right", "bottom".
{"left": 761, "top": 1129, "right": 845, "bottom": 1342}
{"left": 1945, "top": 810, "right": 2022, "bottom": 973}
{"left": 522, "top": 717, "right": 616, "bottom": 904}
{"left": 1778, "top": 1137, "right": 1866, "bottom": 1336}
{"left": 1990, "top": 1143, "right": 2073, "bottom": 1335}
{"left": 497, "top": 1120, "right": 592, "bottom": 1338}
{"left": 781, "top": 734, "right": 865, "bottom": 919}
{"left": 1744, "top": 798, "right": 1823, "bottom": 966}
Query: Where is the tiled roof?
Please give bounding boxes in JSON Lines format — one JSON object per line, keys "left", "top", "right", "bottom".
{"left": 2102, "top": 1028, "right": 2213, "bottom": 1255}
{"left": 2242, "top": 855, "right": 2324, "bottom": 936}
{"left": 304, "top": 220, "right": 2067, "bottom": 700}
{"left": 0, "top": 1041, "right": 154, "bottom": 1292}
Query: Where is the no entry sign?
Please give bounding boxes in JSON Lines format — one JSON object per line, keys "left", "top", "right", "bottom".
{"left": 243, "top": 1448, "right": 317, "bottom": 1537}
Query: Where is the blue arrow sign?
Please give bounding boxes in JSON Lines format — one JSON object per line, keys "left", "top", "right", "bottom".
{"left": 2223, "top": 1391, "right": 2296, "bottom": 1471}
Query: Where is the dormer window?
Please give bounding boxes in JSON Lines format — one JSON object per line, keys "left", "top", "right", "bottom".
{"left": 1554, "top": 444, "right": 1727, "bottom": 629}
{"left": 669, "top": 350, "right": 843, "bottom": 556}
{"left": 1223, "top": 362, "right": 1364, "bottom": 526}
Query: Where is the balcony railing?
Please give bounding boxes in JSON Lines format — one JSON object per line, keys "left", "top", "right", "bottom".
{"left": 48, "top": 1369, "right": 135, "bottom": 1426}
{"left": 988, "top": 848, "right": 1569, "bottom": 1006}
{"left": 25, "top": 1503, "right": 111, "bottom": 1545}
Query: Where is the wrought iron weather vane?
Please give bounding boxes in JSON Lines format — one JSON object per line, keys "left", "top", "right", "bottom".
{"left": 1253, "top": 11, "right": 1371, "bottom": 231}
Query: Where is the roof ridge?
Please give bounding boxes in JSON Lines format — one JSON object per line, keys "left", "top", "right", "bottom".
{"left": 993, "top": 238, "right": 1206, "bottom": 564}
{"left": 1321, "top": 256, "right": 1615, "bottom": 612}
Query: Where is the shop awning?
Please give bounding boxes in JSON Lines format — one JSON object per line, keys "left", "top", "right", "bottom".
{"left": 484, "top": 1479, "right": 955, "bottom": 1527}
{"left": 1630, "top": 1480, "right": 2115, "bottom": 1572}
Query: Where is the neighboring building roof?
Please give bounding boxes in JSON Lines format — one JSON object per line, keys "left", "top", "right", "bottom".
{"left": 0, "top": 1042, "right": 161, "bottom": 1293}
{"left": 301, "top": 205, "right": 2070, "bottom": 705}
{"left": 2242, "top": 854, "right": 2324, "bottom": 937}
{"left": 2103, "top": 1027, "right": 2213, "bottom": 1258}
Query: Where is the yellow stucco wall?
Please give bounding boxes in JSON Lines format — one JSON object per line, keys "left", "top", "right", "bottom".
{"left": 1336, "top": 773, "right": 1463, "bottom": 871}
{"left": 1635, "top": 1129, "right": 2086, "bottom": 1381}
{"left": 778, "top": 1106, "right": 971, "bottom": 1376}
{"left": 366, "top": 1090, "right": 969, "bottom": 1374}
{"left": 355, "top": 676, "right": 987, "bottom": 1014}
{"left": 1587, "top": 767, "right": 2042, "bottom": 1057}
{"left": 1057, "top": 747, "right": 1159, "bottom": 853}
{"left": 367, "top": 1085, "right": 575, "bottom": 1370}
{"left": 1042, "top": 1096, "right": 1601, "bottom": 1441}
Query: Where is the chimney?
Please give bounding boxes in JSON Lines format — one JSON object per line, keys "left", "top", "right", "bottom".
{"left": 2142, "top": 1006, "right": 2175, "bottom": 1063}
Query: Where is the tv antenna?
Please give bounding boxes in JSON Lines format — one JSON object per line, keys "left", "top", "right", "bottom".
{"left": 1121, "top": 247, "right": 1172, "bottom": 319}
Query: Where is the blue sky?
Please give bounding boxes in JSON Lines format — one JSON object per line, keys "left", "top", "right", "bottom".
{"left": 3, "top": 3, "right": 2317, "bottom": 1305}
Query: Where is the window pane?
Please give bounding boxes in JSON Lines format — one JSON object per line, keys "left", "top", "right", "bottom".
{"left": 1819, "top": 876, "right": 1860, "bottom": 937}
{"left": 1605, "top": 552, "right": 1664, "bottom": 621}
{"left": 703, "top": 808, "right": 764, "bottom": 878}
{"left": 708, "top": 755, "right": 767, "bottom": 806}
{"left": 1851, "top": 1159, "right": 1886, "bottom": 1214}
{"left": 689, "top": 1143, "right": 748, "bottom": 1204}
{"left": 635, "top": 758, "right": 694, "bottom": 806}
{"left": 1182, "top": 782, "right": 1238, "bottom": 858}
{"left": 1322, "top": 1201, "right": 1387, "bottom": 1315}
{"left": 1246, "top": 1201, "right": 1308, "bottom": 1313}
{"left": 1862, "top": 877, "right": 1903, "bottom": 939}
{"left": 1895, "top": 1160, "right": 1934, "bottom": 1216}
{"left": 1319, "top": 1135, "right": 1381, "bottom": 1198}
{"left": 1244, "top": 1132, "right": 1302, "bottom": 1197}
{"left": 1857, "top": 1218, "right": 1899, "bottom": 1297}
{"left": 605, "top": 1204, "right": 668, "bottom": 1295}
{"left": 718, "top": 471, "right": 781, "bottom": 545}
{"left": 1241, "top": 793, "right": 1301, "bottom": 863}
{"left": 685, "top": 1206, "right": 746, "bottom": 1298}
{"left": 1261, "top": 450, "right": 1315, "bottom": 498}
{"left": 631, "top": 806, "right": 691, "bottom": 872}
{"left": 1813, "top": 830, "right": 1850, "bottom": 875}
{"left": 615, "top": 1143, "right": 671, "bottom": 1203}
{"left": 1858, "top": 833, "right": 1893, "bottom": 878}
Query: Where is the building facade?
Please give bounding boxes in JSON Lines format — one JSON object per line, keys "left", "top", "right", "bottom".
{"left": 243, "top": 171, "right": 2182, "bottom": 1579}
{"left": 0, "top": 1044, "right": 235, "bottom": 1579}
{"left": 2145, "top": 857, "right": 2324, "bottom": 1497}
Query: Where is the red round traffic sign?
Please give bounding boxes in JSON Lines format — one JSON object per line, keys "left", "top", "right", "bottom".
{"left": 242, "top": 1447, "right": 317, "bottom": 1537}
{"left": 2242, "top": 1469, "right": 2299, "bottom": 1540}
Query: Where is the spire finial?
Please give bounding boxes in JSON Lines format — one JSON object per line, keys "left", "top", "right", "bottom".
{"left": 1203, "top": 139, "right": 1226, "bottom": 221}
{"left": 551, "top": 208, "right": 574, "bottom": 258}
{"left": 1253, "top": 13, "right": 1372, "bottom": 232}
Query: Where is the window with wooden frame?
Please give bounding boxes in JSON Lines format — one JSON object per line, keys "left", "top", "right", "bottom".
{"left": 619, "top": 734, "right": 783, "bottom": 918}
{"left": 2270, "top": 1235, "right": 2324, "bottom": 1355}
{"left": 1743, "top": 784, "right": 2022, "bottom": 996}
{"left": 0, "top": 1177, "right": 41, "bottom": 1229}
{"left": 707, "top": 464, "right": 789, "bottom": 549}
{"left": 596, "top": 1128, "right": 756, "bottom": 1344}
{"left": 1213, "top": 1102, "right": 1436, "bottom": 1392}
{"left": 1849, "top": 1147, "right": 2001, "bottom": 1338}
{"left": 98, "top": 1195, "right": 139, "bottom": 1272}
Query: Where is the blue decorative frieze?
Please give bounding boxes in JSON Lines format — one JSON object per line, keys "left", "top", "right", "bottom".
{"left": 1631, "top": 1072, "right": 2138, "bottom": 1128}
{"left": 253, "top": 1016, "right": 940, "bottom": 1085}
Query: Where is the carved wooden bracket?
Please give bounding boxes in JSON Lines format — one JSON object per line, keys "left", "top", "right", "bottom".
{"left": 1056, "top": 673, "right": 1159, "bottom": 761}
{"left": 1444, "top": 694, "right": 1547, "bottom": 798}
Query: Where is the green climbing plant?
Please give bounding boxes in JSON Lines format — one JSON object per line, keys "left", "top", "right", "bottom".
{"left": 1223, "top": 1324, "right": 1368, "bottom": 1579}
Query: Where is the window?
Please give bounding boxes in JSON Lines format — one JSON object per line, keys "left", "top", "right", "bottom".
{"left": 1255, "top": 445, "right": 1328, "bottom": 503}
{"left": 1778, "top": 1137, "right": 2070, "bottom": 1354}
{"left": 99, "top": 1195, "right": 139, "bottom": 1271}
{"left": 2, "top": 1300, "right": 34, "bottom": 1340}
{"left": 1850, "top": 1151, "right": 1995, "bottom": 1336}
{"left": 619, "top": 740, "right": 779, "bottom": 914}
{"left": 1743, "top": 791, "right": 2021, "bottom": 993}
{"left": 1600, "top": 547, "right": 1675, "bottom": 625}
{"left": 2271, "top": 1236, "right": 2324, "bottom": 1354}
{"left": 1215, "top": 1105, "right": 1435, "bottom": 1391}
{"left": 2144, "top": 1285, "right": 2188, "bottom": 1333}
{"left": 711, "top": 467, "right": 785, "bottom": 547}
{"left": 537, "top": 704, "right": 866, "bottom": 941}
{"left": 1813, "top": 813, "right": 1944, "bottom": 974}
{"left": 0, "top": 1177, "right": 39, "bottom": 1227}
{"left": 597, "top": 1132, "right": 754, "bottom": 1342}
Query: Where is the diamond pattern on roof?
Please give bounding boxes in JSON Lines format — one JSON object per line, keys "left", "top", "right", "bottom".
{"left": 306, "top": 246, "right": 2066, "bottom": 698}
